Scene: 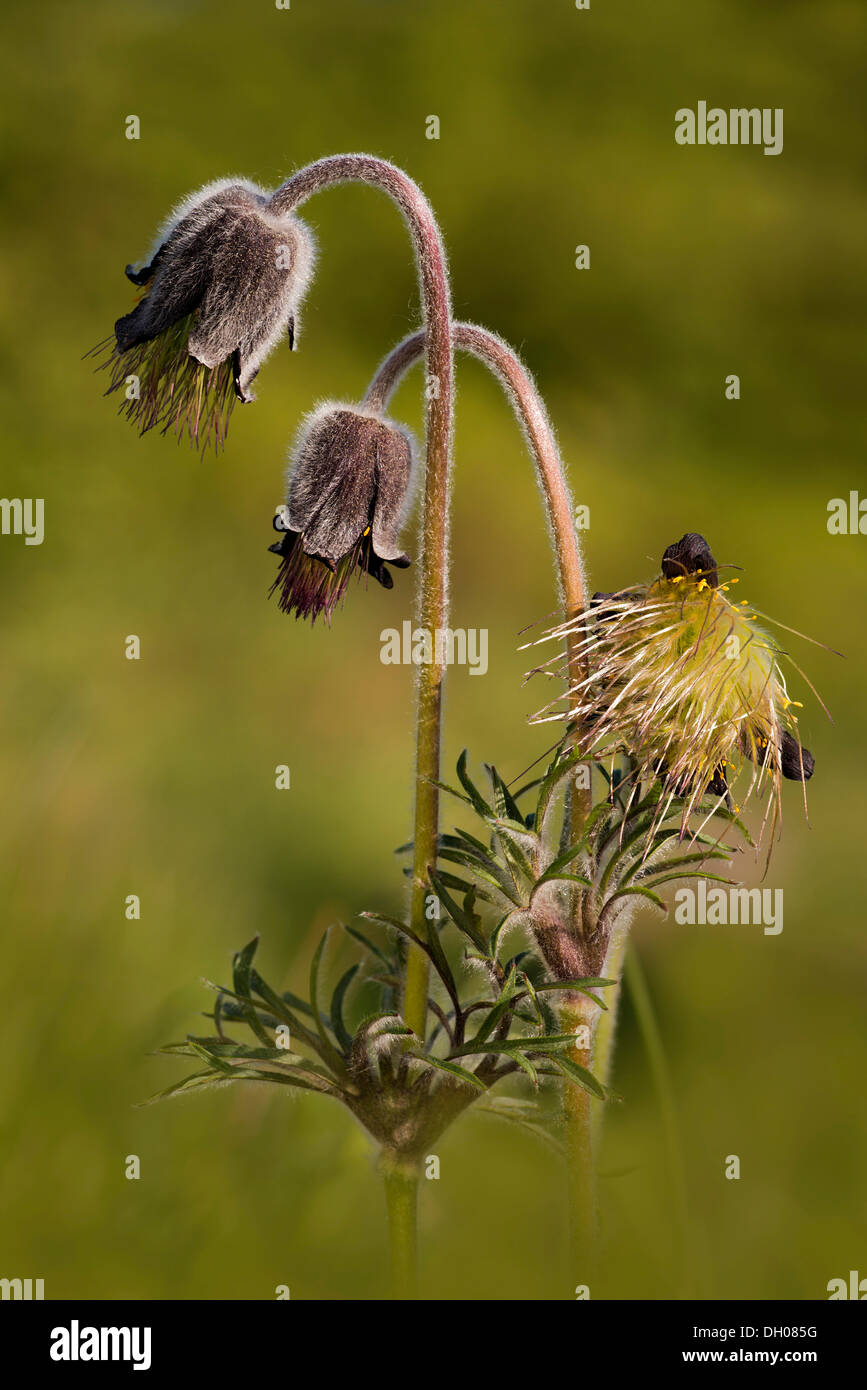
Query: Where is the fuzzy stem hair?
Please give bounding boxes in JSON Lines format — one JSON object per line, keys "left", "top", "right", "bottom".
{"left": 365, "top": 322, "right": 587, "bottom": 658}
{"left": 274, "top": 157, "right": 454, "bottom": 1053}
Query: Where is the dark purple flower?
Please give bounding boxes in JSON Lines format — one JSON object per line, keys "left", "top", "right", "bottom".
{"left": 269, "top": 403, "right": 415, "bottom": 624}
{"left": 93, "top": 179, "right": 315, "bottom": 451}
{"left": 661, "top": 532, "right": 719, "bottom": 588}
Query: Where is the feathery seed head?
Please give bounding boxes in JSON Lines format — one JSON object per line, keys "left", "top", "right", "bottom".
{"left": 531, "top": 534, "right": 816, "bottom": 845}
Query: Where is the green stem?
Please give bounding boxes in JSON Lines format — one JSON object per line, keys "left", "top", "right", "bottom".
{"left": 623, "top": 944, "right": 695, "bottom": 1297}
{"left": 563, "top": 997, "right": 599, "bottom": 1287}
{"left": 382, "top": 1157, "right": 420, "bottom": 1299}
{"left": 559, "top": 925, "right": 633, "bottom": 1291}
{"left": 592, "top": 922, "right": 630, "bottom": 1129}
{"left": 274, "top": 158, "right": 454, "bottom": 1044}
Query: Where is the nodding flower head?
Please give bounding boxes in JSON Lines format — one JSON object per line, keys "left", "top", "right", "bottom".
{"left": 92, "top": 179, "right": 315, "bottom": 452}
{"left": 269, "top": 403, "right": 416, "bottom": 625}
{"left": 531, "top": 532, "right": 820, "bottom": 846}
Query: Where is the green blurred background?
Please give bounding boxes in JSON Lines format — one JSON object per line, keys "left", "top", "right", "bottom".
{"left": 1, "top": 0, "right": 865, "bottom": 1300}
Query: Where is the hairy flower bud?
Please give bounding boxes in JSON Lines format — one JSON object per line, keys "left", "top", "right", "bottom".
{"left": 269, "top": 403, "right": 416, "bottom": 624}
{"left": 661, "top": 531, "right": 719, "bottom": 588}
{"left": 780, "top": 729, "right": 814, "bottom": 781}
{"left": 93, "top": 179, "right": 315, "bottom": 451}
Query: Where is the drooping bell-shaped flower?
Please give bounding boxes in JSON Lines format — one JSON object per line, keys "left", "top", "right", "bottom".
{"left": 269, "top": 403, "right": 415, "bottom": 624}
{"left": 531, "top": 532, "right": 818, "bottom": 846}
{"left": 93, "top": 179, "right": 315, "bottom": 451}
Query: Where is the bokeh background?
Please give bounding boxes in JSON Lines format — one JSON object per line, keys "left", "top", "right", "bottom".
{"left": 1, "top": 0, "right": 865, "bottom": 1300}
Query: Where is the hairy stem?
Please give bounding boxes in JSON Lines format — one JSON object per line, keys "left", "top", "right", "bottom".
{"left": 274, "top": 158, "right": 454, "bottom": 1043}
{"left": 365, "top": 322, "right": 587, "bottom": 660}
{"left": 381, "top": 1155, "right": 420, "bottom": 1299}
{"left": 592, "top": 921, "right": 630, "bottom": 1124}
{"left": 562, "top": 996, "right": 600, "bottom": 1287}
{"left": 367, "top": 324, "right": 595, "bottom": 1285}
{"left": 623, "top": 944, "right": 695, "bottom": 1296}
{"left": 365, "top": 322, "right": 590, "bottom": 828}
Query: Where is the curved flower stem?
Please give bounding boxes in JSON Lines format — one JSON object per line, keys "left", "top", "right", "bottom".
{"left": 365, "top": 320, "right": 590, "bottom": 832}
{"left": 381, "top": 1155, "right": 420, "bottom": 1300}
{"left": 366, "top": 325, "right": 596, "bottom": 1287}
{"left": 273, "top": 158, "right": 454, "bottom": 1045}
{"left": 365, "top": 323, "right": 587, "bottom": 667}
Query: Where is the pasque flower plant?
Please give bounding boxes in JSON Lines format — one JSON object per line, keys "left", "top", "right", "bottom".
{"left": 361, "top": 325, "right": 827, "bottom": 1275}
{"left": 101, "top": 154, "right": 829, "bottom": 1298}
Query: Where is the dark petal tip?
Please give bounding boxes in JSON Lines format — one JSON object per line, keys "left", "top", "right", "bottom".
{"left": 232, "top": 350, "right": 256, "bottom": 403}
{"left": 363, "top": 551, "right": 393, "bottom": 589}
{"left": 662, "top": 532, "right": 719, "bottom": 588}
{"left": 781, "top": 730, "right": 815, "bottom": 781}
{"left": 124, "top": 262, "right": 153, "bottom": 286}
{"left": 114, "top": 311, "right": 141, "bottom": 353}
{"left": 268, "top": 531, "right": 298, "bottom": 558}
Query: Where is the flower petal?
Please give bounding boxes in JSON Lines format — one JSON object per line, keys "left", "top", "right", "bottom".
{"left": 369, "top": 424, "right": 414, "bottom": 563}
{"left": 288, "top": 414, "right": 379, "bottom": 563}
{"left": 115, "top": 184, "right": 258, "bottom": 351}
{"left": 780, "top": 730, "right": 814, "bottom": 781}
{"left": 187, "top": 213, "right": 314, "bottom": 396}
{"left": 661, "top": 532, "right": 719, "bottom": 587}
